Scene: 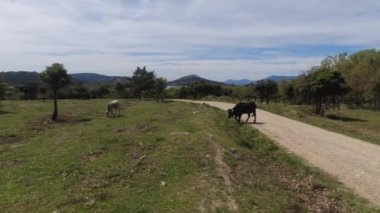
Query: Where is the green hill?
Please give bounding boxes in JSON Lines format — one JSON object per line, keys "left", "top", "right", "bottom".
{"left": 167, "top": 75, "right": 225, "bottom": 86}
{"left": 69, "top": 73, "right": 114, "bottom": 83}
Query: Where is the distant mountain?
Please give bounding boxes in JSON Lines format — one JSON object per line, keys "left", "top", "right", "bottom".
{"left": 167, "top": 75, "right": 225, "bottom": 86}
{"left": 260, "top": 75, "right": 297, "bottom": 82}
{"left": 223, "top": 75, "right": 297, "bottom": 85}
{"left": 70, "top": 73, "right": 114, "bottom": 83}
{"left": 224, "top": 79, "right": 252, "bottom": 85}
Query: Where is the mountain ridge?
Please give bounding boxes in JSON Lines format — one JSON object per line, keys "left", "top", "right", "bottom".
{"left": 167, "top": 75, "right": 225, "bottom": 86}
{"left": 1, "top": 71, "right": 297, "bottom": 86}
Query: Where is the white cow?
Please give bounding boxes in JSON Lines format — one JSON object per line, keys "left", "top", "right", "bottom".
{"left": 106, "top": 100, "right": 121, "bottom": 117}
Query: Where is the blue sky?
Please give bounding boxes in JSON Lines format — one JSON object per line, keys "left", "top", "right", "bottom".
{"left": 1, "top": 0, "right": 379, "bottom": 81}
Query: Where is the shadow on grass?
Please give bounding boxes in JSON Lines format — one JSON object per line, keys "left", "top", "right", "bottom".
{"left": 48, "top": 113, "right": 95, "bottom": 123}
{"left": 326, "top": 114, "right": 367, "bottom": 122}
{"left": 74, "top": 118, "right": 93, "bottom": 122}
{"left": 55, "top": 117, "right": 93, "bottom": 123}
{"left": 106, "top": 114, "right": 125, "bottom": 119}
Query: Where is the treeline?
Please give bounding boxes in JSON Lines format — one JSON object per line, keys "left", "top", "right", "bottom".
{"left": 1, "top": 49, "right": 380, "bottom": 114}
{"left": 278, "top": 49, "right": 380, "bottom": 113}
{"left": 166, "top": 79, "right": 278, "bottom": 104}
{"left": 0, "top": 79, "right": 112, "bottom": 100}
{"left": 167, "top": 49, "right": 380, "bottom": 114}
{"left": 0, "top": 66, "right": 167, "bottom": 102}
{"left": 0, "top": 71, "right": 39, "bottom": 85}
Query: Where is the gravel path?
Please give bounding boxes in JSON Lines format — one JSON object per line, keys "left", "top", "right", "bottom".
{"left": 180, "top": 100, "right": 380, "bottom": 207}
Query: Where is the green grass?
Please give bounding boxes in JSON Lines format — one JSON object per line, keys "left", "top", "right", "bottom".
{"left": 259, "top": 102, "right": 380, "bottom": 145}
{"left": 0, "top": 99, "right": 378, "bottom": 212}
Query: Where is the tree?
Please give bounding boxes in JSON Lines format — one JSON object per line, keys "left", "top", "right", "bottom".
{"left": 0, "top": 82, "right": 7, "bottom": 100}
{"left": 19, "top": 82, "right": 39, "bottom": 100}
{"left": 187, "top": 81, "right": 224, "bottom": 99}
{"left": 310, "top": 68, "right": 350, "bottom": 114}
{"left": 255, "top": 80, "right": 278, "bottom": 103}
{"left": 373, "top": 81, "right": 380, "bottom": 111}
{"left": 114, "top": 82, "right": 126, "bottom": 98}
{"left": 39, "top": 63, "right": 71, "bottom": 120}
{"left": 39, "top": 86, "right": 48, "bottom": 101}
{"left": 177, "top": 86, "right": 188, "bottom": 98}
{"left": 154, "top": 77, "right": 167, "bottom": 102}
{"left": 90, "top": 85, "right": 109, "bottom": 99}
{"left": 131, "top": 66, "right": 156, "bottom": 99}
{"left": 279, "top": 80, "right": 296, "bottom": 104}
{"left": 338, "top": 49, "right": 380, "bottom": 108}
{"left": 72, "top": 85, "right": 90, "bottom": 99}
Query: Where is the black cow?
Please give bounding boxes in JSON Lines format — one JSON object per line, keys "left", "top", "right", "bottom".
{"left": 227, "top": 102, "right": 257, "bottom": 123}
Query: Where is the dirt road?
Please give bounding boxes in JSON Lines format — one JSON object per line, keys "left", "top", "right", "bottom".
{"left": 179, "top": 100, "right": 380, "bottom": 207}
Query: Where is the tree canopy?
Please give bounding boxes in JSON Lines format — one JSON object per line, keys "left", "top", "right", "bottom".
{"left": 39, "top": 63, "right": 71, "bottom": 120}
{"left": 254, "top": 80, "right": 278, "bottom": 103}
{"left": 131, "top": 66, "right": 156, "bottom": 99}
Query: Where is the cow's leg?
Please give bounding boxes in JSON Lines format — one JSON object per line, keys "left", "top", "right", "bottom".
{"left": 253, "top": 112, "right": 256, "bottom": 123}
{"left": 246, "top": 113, "right": 250, "bottom": 122}
{"left": 234, "top": 115, "right": 240, "bottom": 123}
{"left": 112, "top": 107, "right": 116, "bottom": 117}
{"left": 238, "top": 115, "right": 242, "bottom": 123}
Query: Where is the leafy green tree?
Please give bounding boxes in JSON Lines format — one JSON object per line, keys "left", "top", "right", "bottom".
{"left": 279, "top": 80, "right": 296, "bottom": 104}
{"left": 73, "top": 85, "right": 90, "bottom": 99}
{"left": 339, "top": 49, "right": 380, "bottom": 108}
{"left": 294, "top": 72, "right": 314, "bottom": 105}
{"left": 114, "top": 82, "right": 126, "bottom": 98}
{"left": 255, "top": 80, "right": 278, "bottom": 103}
{"left": 39, "top": 86, "right": 48, "bottom": 101}
{"left": 131, "top": 66, "right": 156, "bottom": 99}
{"left": 310, "top": 68, "right": 350, "bottom": 114}
{"left": 187, "top": 81, "right": 224, "bottom": 99}
{"left": 0, "top": 82, "right": 7, "bottom": 100}
{"left": 154, "top": 77, "right": 167, "bottom": 102}
{"left": 19, "top": 82, "right": 39, "bottom": 100}
{"left": 373, "top": 81, "right": 380, "bottom": 111}
{"left": 39, "top": 63, "right": 71, "bottom": 120}
{"left": 90, "top": 85, "right": 110, "bottom": 99}
{"left": 177, "top": 86, "right": 188, "bottom": 98}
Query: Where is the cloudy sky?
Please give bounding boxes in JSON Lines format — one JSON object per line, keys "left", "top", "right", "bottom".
{"left": 1, "top": 0, "right": 380, "bottom": 81}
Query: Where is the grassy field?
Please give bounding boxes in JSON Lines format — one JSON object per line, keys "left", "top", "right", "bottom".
{"left": 0, "top": 99, "right": 378, "bottom": 212}
{"left": 258, "top": 102, "right": 380, "bottom": 145}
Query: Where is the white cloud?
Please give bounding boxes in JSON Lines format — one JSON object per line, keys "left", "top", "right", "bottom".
{"left": 0, "top": 0, "right": 379, "bottom": 80}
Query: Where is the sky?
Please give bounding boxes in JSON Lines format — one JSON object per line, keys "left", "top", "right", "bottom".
{"left": 1, "top": 0, "right": 380, "bottom": 81}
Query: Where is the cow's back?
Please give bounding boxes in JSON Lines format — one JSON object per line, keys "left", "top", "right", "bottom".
{"left": 233, "top": 102, "right": 256, "bottom": 112}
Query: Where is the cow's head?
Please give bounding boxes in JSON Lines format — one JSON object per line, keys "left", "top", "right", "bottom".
{"left": 227, "top": 109, "right": 234, "bottom": 118}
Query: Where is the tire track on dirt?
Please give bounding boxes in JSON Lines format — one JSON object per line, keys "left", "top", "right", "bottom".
{"left": 207, "top": 133, "right": 238, "bottom": 212}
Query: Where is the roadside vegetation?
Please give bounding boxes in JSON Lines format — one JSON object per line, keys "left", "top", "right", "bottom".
{"left": 258, "top": 102, "right": 380, "bottom": 145}
{"left": 1, "top": 100, "right": 378, "bottom": 212}
{"left": 168, "top": 49, "right": 380, "bottom": 114}
{"left": 164, "top": 49, "right": 380, "bottom": 146}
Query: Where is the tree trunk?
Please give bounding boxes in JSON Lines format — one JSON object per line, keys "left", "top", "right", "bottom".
{"left": 52, "top": 91, "right": 58, "bottom": 120}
